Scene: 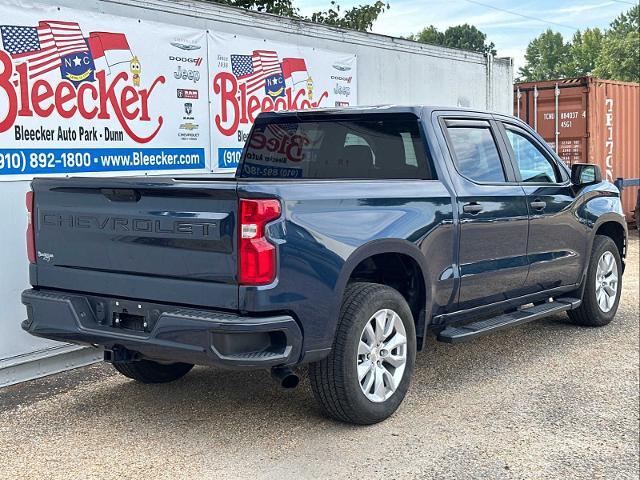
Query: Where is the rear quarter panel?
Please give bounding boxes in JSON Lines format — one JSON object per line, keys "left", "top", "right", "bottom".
{"left": 237, "top": 180, "right": 455, "bottom": 358}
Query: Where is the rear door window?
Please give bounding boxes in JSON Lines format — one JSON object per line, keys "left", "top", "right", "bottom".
{"left": 446, "top": 124, "right": 506, "bottom": 183}
{"left": 239, "top": 114, "right": 434, "bottom": 180}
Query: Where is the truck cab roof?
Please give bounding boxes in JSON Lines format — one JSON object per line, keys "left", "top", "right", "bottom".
{"left": 256, "top": 104, "right": 508, "bottom": 120}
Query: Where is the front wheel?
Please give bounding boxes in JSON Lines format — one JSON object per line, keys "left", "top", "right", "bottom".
{"left": 568, "top": 235, "right": 622, "bottom": 327}
{"left": 309, "top": 282, "right": 416, "bottom": 424}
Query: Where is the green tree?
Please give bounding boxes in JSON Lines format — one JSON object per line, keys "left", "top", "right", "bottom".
{"left": 212, "top": 0, "right": 297, "bottom": 16}
{"left": 410, "top": 25, "right": 444, "bottom": 45}
{"left": 310, "top": 1, "right": 388, "bottom": 32}
{"left": 209, "top": 0, "right": 389, "bottom": 32}
{"left": 519, "top": 6, "right": 640, "bottom": 82}
{"left": 568, "top": 28, "right": 604, "bottom": 77}
{"left": 518, "top": 29, "right": 572, "bottom": 81}
{"left": 594, "top": 5, "right": 640, "bottom": 82}
{"left": 442, "top": 24, "right": 496, "bottom": 55}
{"left": 408, "top": 24, "right": 496, "bottom": 56}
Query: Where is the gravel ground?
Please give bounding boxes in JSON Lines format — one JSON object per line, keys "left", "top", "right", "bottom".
{"left": 1, "top": 231, "right": 638, "bottom": 480}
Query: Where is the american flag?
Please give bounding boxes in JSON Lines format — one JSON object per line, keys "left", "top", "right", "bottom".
{"left": 230, "top": 50, "right": 282, "bottom": 95}
{"left": 0, "top": 21, "right": 88, "bottom": 80}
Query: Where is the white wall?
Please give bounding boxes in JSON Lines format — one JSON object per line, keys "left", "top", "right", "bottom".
{"left": 52, "top": 0, "right": 512, "bottom": 113}
{"left": 0, "top": 181, "right": 47, "bottom": 359}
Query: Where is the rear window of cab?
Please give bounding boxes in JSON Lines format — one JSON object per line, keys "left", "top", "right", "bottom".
{"left": 238, "top": 114, "right": 435, "bottom": 180}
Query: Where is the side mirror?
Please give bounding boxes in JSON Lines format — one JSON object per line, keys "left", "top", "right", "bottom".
{"left": 571, "top": 163, "right": 602, "bottom": 186}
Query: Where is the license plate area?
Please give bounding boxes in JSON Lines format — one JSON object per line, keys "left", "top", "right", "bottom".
{"left": 110, "top": 299, "right": 158, "bottom": 332}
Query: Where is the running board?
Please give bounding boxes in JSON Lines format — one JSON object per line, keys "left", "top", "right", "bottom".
{"left": 437, "top": 297, "right": 581, "bottom": 344}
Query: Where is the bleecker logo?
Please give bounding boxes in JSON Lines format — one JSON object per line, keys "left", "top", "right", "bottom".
{"left": 169, "top": 56, "right": 203, "bottom": 66}
{"left": 214, "top": 50, "right": 329, "bottom": 136}
{"left": 0, "top": 21, "right": 165, "bottom": 143}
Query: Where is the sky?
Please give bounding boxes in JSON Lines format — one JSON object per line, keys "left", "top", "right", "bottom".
{"left": 297, "top": 0, "right": 636, "bottom": 72}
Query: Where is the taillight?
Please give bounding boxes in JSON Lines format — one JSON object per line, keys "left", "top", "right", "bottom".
{"left": 238, "top": 198, "right": 281, "bottom": 285}
{"left": 26, "top": 190, "right": 35, "bottom": 264}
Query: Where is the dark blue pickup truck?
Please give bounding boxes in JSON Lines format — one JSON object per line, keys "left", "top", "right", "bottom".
{"left": 22, "top": 106, "right": 627, "bottom": 424}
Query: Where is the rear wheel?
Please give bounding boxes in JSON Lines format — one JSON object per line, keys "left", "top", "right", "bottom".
{"left": 113, "top": 359, "right": 194, "bottom": 384}
{"left": 568, "top": 235, "right": 622, "bottom": 327}
{"left": 309, "top": 282, "right": 416, "bottom": 424}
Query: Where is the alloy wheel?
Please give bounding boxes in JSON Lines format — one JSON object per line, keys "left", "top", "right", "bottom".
{"left": 356, "top": 309, "right": 407, "bottom": 403}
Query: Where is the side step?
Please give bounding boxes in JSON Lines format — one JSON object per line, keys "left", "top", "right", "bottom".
{"left": 437, "top": 297, "right": 581, "bottom": 344}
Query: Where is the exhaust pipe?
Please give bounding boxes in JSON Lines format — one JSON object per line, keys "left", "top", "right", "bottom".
{"left": 271, "top": 366, "right": 299, "bottom": 389}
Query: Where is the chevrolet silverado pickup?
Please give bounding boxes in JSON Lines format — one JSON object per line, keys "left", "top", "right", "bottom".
{"left": 22, "top": 106, "right": 627, "bottom": 424}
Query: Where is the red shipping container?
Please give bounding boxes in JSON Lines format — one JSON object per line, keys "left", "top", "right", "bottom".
{"left": 514, "top": 77, "right": 639, "bottom": 222}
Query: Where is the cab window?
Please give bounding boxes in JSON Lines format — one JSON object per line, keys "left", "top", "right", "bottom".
{"left": 505, "top": 129, "right": 559, "bottom": 183}
{"left": 446, "top": 125, "right": 506, "bottom": 183}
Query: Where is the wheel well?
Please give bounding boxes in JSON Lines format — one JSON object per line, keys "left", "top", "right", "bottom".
{"left": 349, "top": 253, "right": 426, "bottom": 344}
{"left": 596, "top": 222, "right": 626, "bottom": 259}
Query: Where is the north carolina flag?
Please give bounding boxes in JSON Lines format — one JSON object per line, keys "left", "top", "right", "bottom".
{"left": 281, "top": 58, "right": 308, "bottom": 88}
{"left": 87, "top": 31, "right": 131, "bottom": 72}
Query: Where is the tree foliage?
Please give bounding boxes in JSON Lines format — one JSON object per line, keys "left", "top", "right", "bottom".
{"left": 212, "top": 0, "right": 296, "bottom": 16}
{"left": 519, "top": 6, "right": 639, "bottom": 82}
{"left": 408, "top": 24, "right": 496, "bottom": 56}
{"left": 411, "top": 25, "right": 444, "bottom": 45}
{"left": 310, "top": 1, "right": 388, "bottom": 32}
{"left": 594, "top": 5, "right": 639, "bottom": 82}
{"left": 518, "top": 29, "right": 572, "bottom": 81}
{"left": 208, "top": 0, "right": 389, "bottom": 32}
{"left": 568, "top": 28, "right": 604, "bottom": 77}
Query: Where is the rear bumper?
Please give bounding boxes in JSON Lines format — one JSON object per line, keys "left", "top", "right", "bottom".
{"left": 21, "top": 289, "right": 302, "bottom": 369}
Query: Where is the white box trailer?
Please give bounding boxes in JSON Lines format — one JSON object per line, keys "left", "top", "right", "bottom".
{"left": 0, "top": 0, "right": 513, "bottom": 386}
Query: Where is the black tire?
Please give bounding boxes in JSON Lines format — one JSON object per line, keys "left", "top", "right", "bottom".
{"left": 309, "top": 282, "right": 417, "bottom": 425}
{"left": 568, "top": 235, "right": 622, "bottom": 327}
{"left": 112, "top": 359, "right": 194, "bottom": 384}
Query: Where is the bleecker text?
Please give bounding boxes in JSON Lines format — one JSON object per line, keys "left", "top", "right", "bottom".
{"left": 0, "top": 51, "right": 165, "bottom": 143}
{"left": 213, "top": 72, "right": 329, "bottom": 137}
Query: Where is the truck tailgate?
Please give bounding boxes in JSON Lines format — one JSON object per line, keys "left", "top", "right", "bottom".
{"left": 31, "top": 176, "right": 238, "bottom": 309}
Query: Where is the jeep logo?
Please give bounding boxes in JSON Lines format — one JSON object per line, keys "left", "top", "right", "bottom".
{"left": 174, "top": 66, "right": 201, "bottom": 83}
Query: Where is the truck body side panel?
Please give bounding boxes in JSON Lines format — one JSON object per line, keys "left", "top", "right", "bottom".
{"left": 237, "top": 179, "right": 455, "bottom": 356}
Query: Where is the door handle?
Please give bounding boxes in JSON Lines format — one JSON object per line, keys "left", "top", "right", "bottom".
{"left": 463, "top": 202, "right": 483, "bottom": 214}
{"left": 530, "top": 200, "right": 547, "bottom": 210}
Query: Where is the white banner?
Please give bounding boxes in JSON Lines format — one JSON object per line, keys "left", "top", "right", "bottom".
{"left": 0, "top": 2, "right": 210, "bottom": 179}
{"left": 208, "top": 31, "right": 357, "bottom": 173}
